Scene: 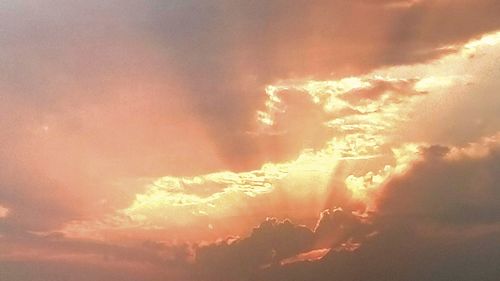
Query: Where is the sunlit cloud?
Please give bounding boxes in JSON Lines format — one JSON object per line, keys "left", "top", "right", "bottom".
{"left": 2, "top": 1, "right": 500, "bottom": 280}
{"left": 56, "top": 30, "right": 500, "bottom": 246}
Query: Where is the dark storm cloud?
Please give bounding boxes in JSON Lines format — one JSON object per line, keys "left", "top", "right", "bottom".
{"left": 193, "top": 218, "right": 315, "bottom": 280}
{"left": 192, "top": 209, "right": 368, "bottom": 281}
{"left": 258, "top": 228, "right": 500, "bottom": 281}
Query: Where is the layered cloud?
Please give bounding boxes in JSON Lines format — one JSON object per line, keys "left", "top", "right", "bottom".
{"left": 189, "top": 133, "right": 500, "bottom": 281}
{"left": 1, "top": 1, "right": 500, "bottom": 280}
{"left": 0, "top": 228, "right": 193, "bottom": 281}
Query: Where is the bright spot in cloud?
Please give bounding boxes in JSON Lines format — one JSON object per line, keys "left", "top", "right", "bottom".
{"left": 0, "top": 205, "right": 9, "bottom": 218}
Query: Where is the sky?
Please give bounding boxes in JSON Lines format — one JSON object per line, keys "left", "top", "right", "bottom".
{"left": 1, "top": 1, "right": 500, "bottom": 280}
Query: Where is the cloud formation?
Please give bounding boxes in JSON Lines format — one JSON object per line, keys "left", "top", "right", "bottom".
{"left": 58, "top": 29, "right": 500, "bottom": 246}
{"left": 249, "top": 135, "right": 500, "bottom": 281}
{"left": 193, "top": 208, "right": 368, "bottom": 281}
{"left": 1, "top": 1, "right": 500, "bottom": 280}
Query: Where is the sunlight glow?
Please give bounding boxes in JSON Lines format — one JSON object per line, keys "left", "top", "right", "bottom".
{"left": 59, "top": 30, "right": 500, "bottom": 244}
{"left": 0, "top": 205, "right": 9, "bottom": 218}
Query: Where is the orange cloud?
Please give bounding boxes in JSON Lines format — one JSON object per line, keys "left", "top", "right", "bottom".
{"left": 1, "top": 1, "right": 500, "bottom": 280}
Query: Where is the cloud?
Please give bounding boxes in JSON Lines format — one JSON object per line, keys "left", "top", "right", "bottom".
{"left": 192, "top": 208, "right": 368, "bottom": 281}
{"left": 0, "top": 205, "right": 9, "bottom": 218}
{"left": 1, "top": 1, "right": 499, "bottom": 240}
{"left": 376, "top": 134, "right": 500, "bottom": 226}
{"left": 0, "top": 260, "right": 165, "bottom": 281}
{"left": 184, "top": 134, "right": 500, "bottom": 281}
{"left": 2, "top": 0, "right": 500, "bottom": 174}
{"left": 65, "top": 31, "right": 500, "bottom": 241}
{"left": 5, "top": 131, "right": 499, "bottom": 281}
{"left": 0, "top": 230, "right": 192, "bottom": 281}
{"left": 193, "top": 218, "right": 314, "bottom": 280}
{"left": 154, "top": 0, "right": 500, "bottom": 168}
{"left": 259, "top": 228, "right": 500, "bottom": 281}
{"left": 0, "top": 171, "right": 81, "bottom": 232}
{"left": 1, "top": 2, "right": 500, "bottom": 280}
{"left": 313, "top": 208, "right": 370, "bottom": 249}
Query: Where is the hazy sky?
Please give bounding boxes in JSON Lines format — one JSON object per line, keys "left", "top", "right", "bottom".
{"left": 1, "top": 1, "right": 500, "bottom": 280}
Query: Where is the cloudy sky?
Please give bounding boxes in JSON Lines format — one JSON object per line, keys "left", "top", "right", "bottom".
{"left": 1, "top": 1, "right": 500, "bottom": 280}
